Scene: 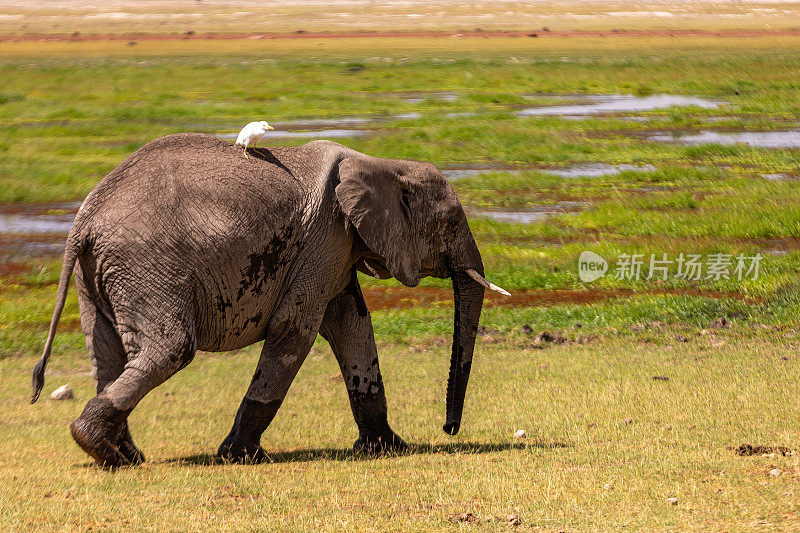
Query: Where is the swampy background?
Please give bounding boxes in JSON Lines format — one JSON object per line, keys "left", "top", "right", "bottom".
{"left": 3, "top": 1, "right": 800, "bottom": 531}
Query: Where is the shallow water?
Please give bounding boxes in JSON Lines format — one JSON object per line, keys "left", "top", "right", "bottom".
{"left": 471, "top": 209, "right": 556, "bottom": 224}
{"left": 215, "top": 128, "right": 371, "bottom": 140}
{"left": 0, "top": 202, "right": 80, "bottom": 235}
{"left": 761, "top": 173, "right": 793, "bottom": 181}
{"left": 0, "top": 202, "right": 80, "bottom": 264}
{"left": 388, "top": 91, "right": 460, "bottom": 104}
{"left": 0, "top": 215, "right": 74, "bottom": 235}
{"left": 271, "top": 117, "right": 371, "bottom": 127}
{"left": 444, "top": 111, "right": 478, "bottom": 118}
{"left": 441, "top": 162, "right": 656, "bottom": 181}
{"left": 542, "top": 163, "right": 656, "bottom": 178}
{"left": 0, "top": 238, "right": 66, "bottom": 266}
{"left": 516, "top": 94, "right": 719, "bottom": 117}
{"left": 440, "top": 167, "right": 523, "bottom": 180}
{"left": 440, "top": 169, "right": 488, "bottom": 180}
{"left": 648, "top": 130, "right": 800, "bottom": 148}
{"left": 391, "top": 112, "right": 423, "bottom": 120}
{"left": 210, "top": 112, "right": 422, "bottom": 140}
{"left": 468, "top": 202, "right": 584, "bottom": 224}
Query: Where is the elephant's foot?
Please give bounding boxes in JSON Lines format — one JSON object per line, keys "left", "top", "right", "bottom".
{"left": 70, "top": 393, "right": 144, "bottom": 468}
{"left": 217, "top": 398, "right": 279, "bottom": 464}
{"left": 217, "top": 434, "right": 268, "bottom": 464}
{"left": 354, "top": 428, "right": 408, "bottom": 455}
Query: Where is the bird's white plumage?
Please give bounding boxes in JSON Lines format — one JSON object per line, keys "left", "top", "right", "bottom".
{"left": 235, "top": 121, "right": 274, "bottom": 149}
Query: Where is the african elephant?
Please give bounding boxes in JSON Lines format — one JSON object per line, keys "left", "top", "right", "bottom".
{"left": 31, "top": 133, "right": 507, "bottom": 467}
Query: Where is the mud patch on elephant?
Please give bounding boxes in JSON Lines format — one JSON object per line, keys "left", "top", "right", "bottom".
{"left": 215, "top": 295, "right": 233, "bottom": 313}
{"left": 247, "top": 311, "right": 264, "bottom": 326}
{"left": 237, "top": 229, "right": 293, "bottom": 300}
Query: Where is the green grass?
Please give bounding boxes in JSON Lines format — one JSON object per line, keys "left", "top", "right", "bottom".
{"left": 2, "top": 36, "right": 800, "bottom": 202}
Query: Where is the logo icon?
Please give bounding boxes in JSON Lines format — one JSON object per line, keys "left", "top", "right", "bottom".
{"left": 578, "top": 251, "right": 608, "bottom": 282}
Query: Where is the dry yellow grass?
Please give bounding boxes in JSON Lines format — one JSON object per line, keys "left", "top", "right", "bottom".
{"left": 2, "top": 335, "right": 799, "bottom": 531}
{"left": 3, "top": 34, "right": 800, "bottom": 59}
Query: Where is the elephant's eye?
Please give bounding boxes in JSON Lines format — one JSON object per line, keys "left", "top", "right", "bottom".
{"left": 400, "top": 190, "right": 412, "bottom": 222}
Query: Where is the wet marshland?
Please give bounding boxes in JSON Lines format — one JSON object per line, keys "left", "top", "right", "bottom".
{"left": 5, "top": 90, "right": 800, "bottom": 304}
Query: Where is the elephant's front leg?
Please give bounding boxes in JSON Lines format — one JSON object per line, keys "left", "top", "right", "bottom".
{"left": 217, "top": 300, "right": 324, "bottom": 463}
{"left": 319, "top": 273, "right": 407, "bottom": 454}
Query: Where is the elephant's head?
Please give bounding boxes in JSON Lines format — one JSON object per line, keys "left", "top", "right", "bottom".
{"left": 336, "top": 156, "right": 508, "bottom": 435}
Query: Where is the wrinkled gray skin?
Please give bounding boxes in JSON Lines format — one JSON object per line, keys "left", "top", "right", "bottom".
{"left": 31, "top": 133, "right": 485, "bottom": 467}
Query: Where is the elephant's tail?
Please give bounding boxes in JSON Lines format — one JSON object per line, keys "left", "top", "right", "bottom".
{"left": 31, "top": 237, "right": 81, "bottom": 403}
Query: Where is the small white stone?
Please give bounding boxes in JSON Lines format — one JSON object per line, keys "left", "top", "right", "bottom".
{"left": 666, "top": 497, "right": 679, "bottom": 506}
{"left": 50, "top": 385, "right": 73, "bottom": 401}
{"left": 513, "top": 429, "right": 527, "bottom": 439}
{"left": 770, "top": 468, "right": 783, "bottom": 477}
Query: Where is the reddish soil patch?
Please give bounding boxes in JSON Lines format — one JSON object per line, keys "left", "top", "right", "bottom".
{"left": 0, "top": 260, "right": 33, "bottom": 279}
{"left": 9, "top": 317, "right": 82, "bottom": 333}
{"left": 361, "top": 286, "right": 752, "bottom": 311}
{"left": 3, "top": 29, "right": 800, "bottom": 43}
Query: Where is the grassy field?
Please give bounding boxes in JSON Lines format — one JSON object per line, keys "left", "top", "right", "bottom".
{"left": 2, "top": 29, "right": 800, "bottom": 531}
{"left": 4, "top": 335, "right": 800, "bottom": 530}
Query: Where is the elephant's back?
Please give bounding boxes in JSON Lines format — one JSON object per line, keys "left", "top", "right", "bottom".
{"left": 74, "top": 133, "right": 304, "bottom": 242}
{"left": 72, "top": 132, "right": 304, "bottom": 295}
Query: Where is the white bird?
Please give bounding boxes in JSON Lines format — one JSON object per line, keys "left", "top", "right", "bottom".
{"left": 235, "top": 121, "right": 274, "bottom": 158}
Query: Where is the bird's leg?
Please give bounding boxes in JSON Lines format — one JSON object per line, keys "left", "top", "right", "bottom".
{"left": 243, "top": 145, "right": 249, "bottom": 159}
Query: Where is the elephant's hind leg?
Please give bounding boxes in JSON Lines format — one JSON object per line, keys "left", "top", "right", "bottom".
{"left": 70, "top": 266, "right": 144, "bottom": 467}
{"left": 72, "top": 306, "right": 196, "bottom": 468}
{"left": 70, "top": 391, "right": 142, "bottom": 467}
{"left": 77, "top": 287, "right": 127, "bottom": 394}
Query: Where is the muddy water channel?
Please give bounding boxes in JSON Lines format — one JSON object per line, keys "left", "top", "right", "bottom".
{"left": 0, "top": 202, "right": 79, "bottom": 267}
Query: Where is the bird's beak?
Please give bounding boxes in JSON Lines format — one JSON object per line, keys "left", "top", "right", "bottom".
{"left": 267, "top": 125, "right": 274, "bottom": 130}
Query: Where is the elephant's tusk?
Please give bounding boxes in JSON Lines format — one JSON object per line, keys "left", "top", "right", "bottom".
{"left": 464, "top": 269, "right": 510, "bottom": 296}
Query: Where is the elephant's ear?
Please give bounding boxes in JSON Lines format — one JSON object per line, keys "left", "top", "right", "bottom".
{"left": 336, "top": 157, "right": 421, "bottom": 287}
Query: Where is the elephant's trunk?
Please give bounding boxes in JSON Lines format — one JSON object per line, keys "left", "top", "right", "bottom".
{"left": 443, "top": 269, "right": 484, "bottom": 435}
